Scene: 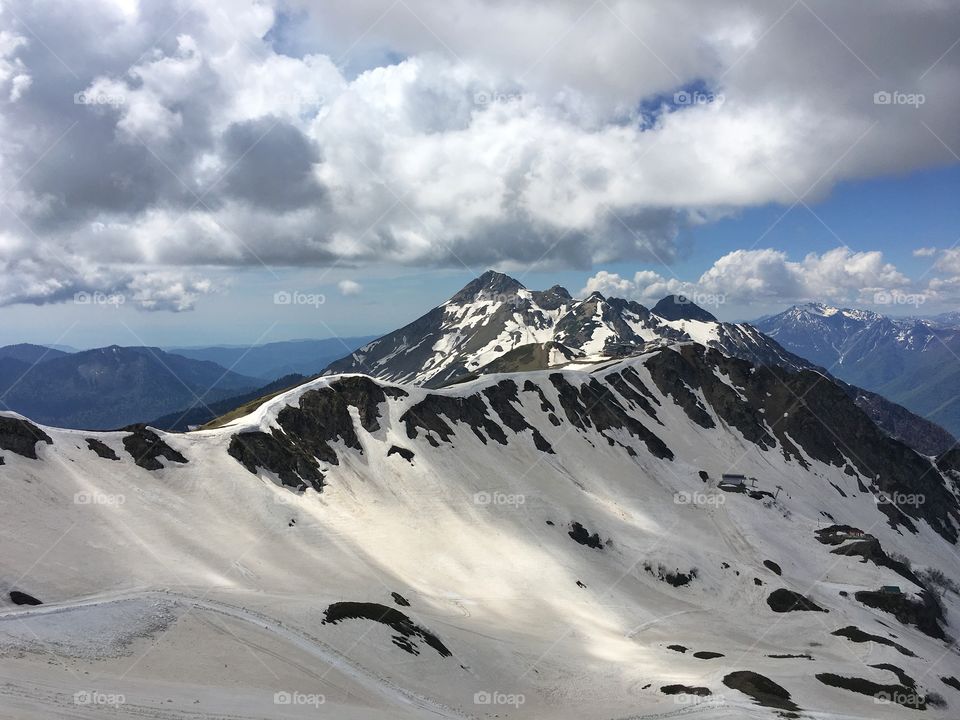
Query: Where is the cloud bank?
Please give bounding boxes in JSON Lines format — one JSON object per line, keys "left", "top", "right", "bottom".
{"left": 582, "top": 246, "right": 960, "bottom": 309}
{"left": 0, "top": 0, "right": 957, "bottom": 309}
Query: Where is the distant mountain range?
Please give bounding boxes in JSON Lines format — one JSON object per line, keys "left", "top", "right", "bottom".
{"left": 322, "top": 272, "right": 954, "bottom": 454}
{"left": 0, "top": 346, "right": 261, "bottom": 430}
{"left": 0, "top": 343, "right": 70, "bottom": 364}
{"left": 755, "top": 303, "right": 960, "bottom": 439}
{"left": 0, "top": 335, "right": 375, "bottom": 430}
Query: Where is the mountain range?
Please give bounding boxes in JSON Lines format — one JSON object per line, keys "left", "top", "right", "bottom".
{"left": 2, "top": 297, "right": 959, "bottom": 717}
{"left": 324, "top": 271, "right": 954, "bottom": 455}
{"left": 0, "top": 336, "right": 374, "bottom": 431}
{"left": 323, "top": 271, "right": 802, "bottom": 386}
{"left": 755, "top": 304, "right": 960, "bottom": 438}
{"left": 0, "top": 346, "right": 261, "bottom": 430}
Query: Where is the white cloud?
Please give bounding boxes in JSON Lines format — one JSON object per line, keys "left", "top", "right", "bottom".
{"left": 581, "top": 270, "right": 688, "bottom": 302}
{"left": 0, "top": 0, "right": 957, "bottom": 310}
{"left": 582, "top": 246, "right": 933, "bottom": 308}
{"left": 337, "top": 279, "right": 362, "bottom": 295}
{"left": 0, "top": 30, "right": 30, "bottom": 102}
{"left": 934, "top": 248, "right": 960, "bottom": 275}
{"left": 126, "top": 272, "right": 216, "bottom": 312}
{"left": 913, "top": 247, "right": 938, "bottom": 257}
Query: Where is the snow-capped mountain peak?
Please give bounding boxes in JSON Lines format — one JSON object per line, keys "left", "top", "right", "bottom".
{"left": 324, "top": 272, "right": 795, "bottom": 387}
{"left": 324, "top": 274, "right": 954, "bottom": 456}
{"left": 755, "top": 302, "right": 960, "bottom": 443}
{"left": 651, "top": 294, "right": 719, "bottom": 323}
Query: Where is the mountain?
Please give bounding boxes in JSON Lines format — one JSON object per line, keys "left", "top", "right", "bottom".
{"left": 324, "top": 272, "right": 952, "bottom": 454}
{"left": 2, "top": 343, "right": 960, "bottom": 718}
{"left": 755, "top": 303, "right": 960, "bottom": 438}
{"left": 167, "top": 336, "right": 378, "bottom": 380}
{"left": 651, "top": 294, "right": 718, "bottom": 322}
{"left": 323, "top": 271, "right": 803, "bottom": 386}
{"left": 0, "top": 343, "right": 70, "bottom": 364}
{"left": 0, "top": 346, "right": 261, "bottom": 430}
{"left": 925, "top": 311, "right": 960, "bottom": 329}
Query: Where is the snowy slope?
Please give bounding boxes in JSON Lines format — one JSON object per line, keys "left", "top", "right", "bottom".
{"left": 2, "top": 343, "right": 960, "bottom": 719}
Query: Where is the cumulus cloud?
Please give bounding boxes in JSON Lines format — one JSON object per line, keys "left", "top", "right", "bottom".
{"left": 582, "top": 270, "right": 688, "bottom": 303}
{"left": 934, "top": 249, "right": 960, "bottom": 275}
{"left": 580, "top": 246, "right": 953, "bottom": 308}
{"left": 0, "top": 0, "right": 958, "bottom": 310}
